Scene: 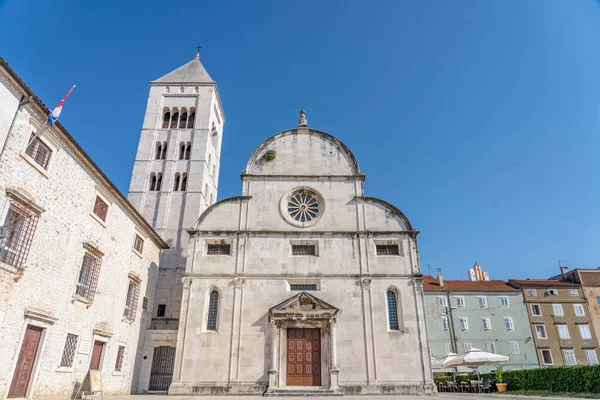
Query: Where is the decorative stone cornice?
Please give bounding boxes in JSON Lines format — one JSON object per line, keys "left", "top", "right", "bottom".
{"left": 24, "top": 308, "right": 58, "bottom": 325}
{"left": 233, "top": 277, "right": 246, "bottom": 288}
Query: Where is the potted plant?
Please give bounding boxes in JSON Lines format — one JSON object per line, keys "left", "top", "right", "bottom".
{"left": 495, "top": 365, "right": 507, "bottom": 393}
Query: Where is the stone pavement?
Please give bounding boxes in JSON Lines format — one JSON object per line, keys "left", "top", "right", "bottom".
{"left": 105, "top": 394, "right": 576, "bottom": 400}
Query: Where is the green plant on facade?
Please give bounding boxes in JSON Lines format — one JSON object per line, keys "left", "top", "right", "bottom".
{"left": 495, "top": 365, "right": 504, "bottom": 383}
{"left": 263, "top": 149, "right": 277, "bottom": 162}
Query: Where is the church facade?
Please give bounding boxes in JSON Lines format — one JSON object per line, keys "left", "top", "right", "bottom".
{"left": 168, "top": 112, "right": 435, "bottom": 395}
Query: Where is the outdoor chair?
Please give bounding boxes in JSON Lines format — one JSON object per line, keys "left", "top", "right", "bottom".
{"left": 470, "top": 380, "right": 482, "bottom": 393}
{"left": 444, "top": 381, "right": 455, "bottom": 392}
{"left": 481, "top": 379, "right": 491, "bottom": 393}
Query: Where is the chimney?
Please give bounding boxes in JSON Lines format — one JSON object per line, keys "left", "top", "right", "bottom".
{"left": 437, "top": 274, "right": 444, "bottom": 287}
{"left": 560, "top": 266, "right": 569, "bottom": 279}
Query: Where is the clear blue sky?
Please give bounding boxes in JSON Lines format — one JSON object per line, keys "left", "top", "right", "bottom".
{"left": 2, "top": 1, "right": 600, "bottom": 280}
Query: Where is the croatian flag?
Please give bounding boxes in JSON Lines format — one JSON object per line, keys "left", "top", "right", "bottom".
{"left": 48, "top": 85, "right": 76, "bottom": 126}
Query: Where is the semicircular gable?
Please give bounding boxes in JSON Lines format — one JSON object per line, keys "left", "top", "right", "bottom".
{"left": 245, "top": 129, "right": 361, "bottom": 176}
{"left": 193, "top": 196, "right": 251, "bottom": 231}
{"left": 356, "top": 196, "right": 414, "bottom": 231}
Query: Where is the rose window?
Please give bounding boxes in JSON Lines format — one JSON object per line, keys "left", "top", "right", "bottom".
{"left": 287, "top": 190, "right": 321, "bottom": 223}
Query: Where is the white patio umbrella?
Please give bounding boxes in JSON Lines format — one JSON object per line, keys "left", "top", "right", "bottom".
{"left": 432, "top": 352, "right": 458, "bottom": 370}
{"left": 442, "top": 348, "right": 509, "bottom": 379}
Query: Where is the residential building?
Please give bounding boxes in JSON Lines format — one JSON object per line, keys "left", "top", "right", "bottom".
{"left": 508, "top": 279, "right": 600, "bottom": 367}
{"left": 0, "top": 57, "right": 167, "bottom": 399}
{"left": 167, "top": 112, "right": 435, "bottom": 395}
{"left": 423, "top": 274, "right": 538, "bottom": 372}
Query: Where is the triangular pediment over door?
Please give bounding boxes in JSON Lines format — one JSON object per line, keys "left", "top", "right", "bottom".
{"left": 269, "top": 291, "right": 339, "bottom": 320}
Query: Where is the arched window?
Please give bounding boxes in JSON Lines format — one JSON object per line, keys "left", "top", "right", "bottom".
{"left": 185, "top": 142, "right": 191, "bottom": 160}
{"left": 161, "top": 142, "right": 168, "bottom": 160}
{"left": 170, "top": 108, "right": 179, "bottom": 129}
{"left": 212, "top": 164, "right": 216, "bottom": 177}
{"left": 179, "top": 142, "right": 185, "bottom": 160}
{"left": 179, "top": 108, "right": 188, "bottom": 129}
{"left": 162, "top": 109, "right": 171, "bottom": 129}
{"left": 156, "top": 173, "right": 163, "bottom": 191}
{"left": 149, "top": 173, "right": 157, "bottom": 191}
{"left": 210, "top": 193, "right": 214, "bottom": 204}
{"left": 204, "top": 183, "right": 208, "bottom": 196}
{"left": 387, "top": 290, "right": 400, "bottom": 331}
{"left": 173, "top": 173, "right": 181, "bottom": 191}
{"left": 155, "top": 142, "right": 162, "bottom": 160}
{"left": 211, "top": 125, "right": 218, "bottom": 148}
{"left": 187, "top": 108, "right": 195, "bottom": 129}
{"left": 208, "top": 154, "right": 212, "bottom": 166}
{"left": 207, "top": 290, "right": 219, "bottom": 331}
{"left": 181, "top": 173, "right": 188, "bottom": 192}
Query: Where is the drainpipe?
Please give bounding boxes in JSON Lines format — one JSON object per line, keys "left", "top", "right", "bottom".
{"left": 0, "top": 94, "right": 33, "bottom": 160}
{"left": 446, "top": 294, "right": 458, "bottom": 353}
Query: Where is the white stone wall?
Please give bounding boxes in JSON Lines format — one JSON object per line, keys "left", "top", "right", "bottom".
{"left": 0, "top": 76, "right": 20, "bottom": 151}
{"left": 0, "top": 79, "right": 162, "bottom": 400}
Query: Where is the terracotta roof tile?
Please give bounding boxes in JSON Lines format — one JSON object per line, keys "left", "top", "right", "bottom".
{"left": 422, "top": 275, "right": 518, "bottom": 292}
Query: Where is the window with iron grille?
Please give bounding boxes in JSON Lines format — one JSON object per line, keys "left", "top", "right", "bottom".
{"left": 93, "top": 196, "right": 108, "bottom": 222}
{"left": 387, "top": 290, "right": 399, "bottom": 330}
{"left": 25, "top": 133, "right": 52, "bottom": 169}
{"left": 291, "top": 244, "right": 316, "bottom": 256}
{"left": 0, "top": 202, "right": 39, "bottom": 270}
{"left": 157, "top": 304, "right": 166, "bottom": 317}
{"left": 114, "top": 346, "right": 125, "bottom": 372}
{"left": 123, "top": 280, "right": 140, "bottom": 321}
{"left": 75, "top": 251, "right": 102, "bottom": 302}
{"left": 290, "top": 284, "right": 317, "bottom": 291}
{"left": 142, "top": 296, "right": 148, "bottom": 311}
{"left": 207, "top": 290, "right": 219, "bottom": 331}
{"left": 133, "top": 234, "right": 144, "bottom": 254}
{"left": 376, "top": 244, "right": 400, "bottom": 256}
{"left": 207, "top": 244, "right": 230, "bottom": 255}
{"left": 59, "top": 333, "right": 79, "bottom": 367}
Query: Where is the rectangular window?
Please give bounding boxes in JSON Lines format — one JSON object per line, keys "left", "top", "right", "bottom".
{"left": 570, "top": 289, "right": 579, "bottom": 296}
{"left": 437, "top": 296, "right": 447, "bottom": 307}
{"left": 597, "top": 297, "right": 600, "bottom": 306}
{"left": 499, "top": 296, "right": 509, "bottom": 308}
{"left": 290, "top": 284, "right": 317, "bottom": 291}
{"left": 477, "top": 296, "right": 488, "bottom": 308}
{"left": 463, "top": 342, "right": 472, "bottom": 352}
{"left": 75, "top": 251, "right": 102, "bottom": 302}
{"left": 157, "top": 304, "right": 166, "bottom": 317}
{"left": 574, "top": 304, "right": 585, "bottom": 316}
{"left": 527, "top": 289, "right": 537, "bottom": 296}
{"left": 291, "top": 244, "right": 316, "bottom": 256}
{"left": 92, "top": 196, "right": 109, "bottom": 222}
{"left": 59, "top": 333, "right": 79, "bottom": 368}
{"left": 0, "top": 202, "right": 39, "bottom": 270}
{"left": 443, "top": 342, "right": 452, "bottom": 356}
{"left": 123, "top": 279, "right": 140, "bottom": 321}
{"left": 441, "top": 315, "right": 449, "bottom": 331}
{"left": 484, "top": 342, "right": 496, "bottom": 354}
{"left": 564, "top": 350, "right": 577, "bottom": 365}
{"left": 586, "top": 350, "right": 599, "bottom": 365}
{"left": 481, "top": 317, "right": 492, "bottom": 331}
{"left": 557, "top": 324, "right": 570, "bottom": 339}
{"left": 25, "top": 133, "right": 52, "bottom": 169}
{"left": 509, "top": 341, "right": 520, "bottom": 355}
{"left": 459, "top": 317, "right": 469, "bottom": 331}
{"left": 455, "top": 296, "right": 465, "bottom": 308}
{"left": 114, "top": 345, "right": 125, "bottom": 372}
{"left": 579, "top": 324, "right": 592, "bottom": 340}
{"left": 504, "top": 317, "right": 515, "bottom": 331}
{"left": 536, "top": 324, "right": 547, "bottom": 339}
{"left": 553, "top": 304, "right": 564, "bottom": 316}
{"left": 541, "top": 349, "right": 553, "bottom": 364}
{"left": 133, "top": 234, "right": 144, "bottom": 254}
{"left": 547, "top": 289, "right": 558, "bottom": 296}
{"left": 375, "top": 244, "right": 400, "bottom": 256}
{"left": 142, "top": 296, "right": 148, "bottom": 311}
{"left": 531, "top": 304, "right": 542, "bottom": 316}
{"left": 207, "top": 244, "right": 231, "bottom": 255}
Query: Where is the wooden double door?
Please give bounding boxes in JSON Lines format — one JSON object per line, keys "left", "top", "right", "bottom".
{"left": 286, "top": 328, "right": 322, "bottom": 386}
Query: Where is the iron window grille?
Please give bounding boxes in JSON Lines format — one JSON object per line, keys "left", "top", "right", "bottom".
{"left": 133, "top": 234, "right": 144, "bottom": 254}
{"left": 0, "top": 202, "right": 39, "bottom": 270}
{"left": 376, "top": 244, "right": 400, "bottom": 256}
{"left": 291, "top": 245, "right": 316, "bottom": 256}
{"left": 114, "top": 346, "right": 125, "bottom": 372}
{"left": 387, "top": 290, "right": 399, "bottom": 330}
{"left": 156, "top": 304, "right": 166, "bottom": 317}
{"left": 207, "top": 290, "right": 219, "bottom": 331}
{"left": 75, "top": 251, "right": 102, "bottom": 302}
{"left": 207, "top": 244, "right": 230, "bottom": 255}
{"left": 142, "top": 296, "right": 149, "bottom": 311}
{"left": 123, "top": 280, "right": 140, "bottom": 321}
{"left": 59, "top": 333, "right": 79, "bottom": 367}
{"left": 290, "top": 284, "right": 317, "bottom": 291}
{"left": 93, "top": 196, "right": 108, "bottom": 222}
{"left": 25, "top": 133, "right": 51, "bottom": 169}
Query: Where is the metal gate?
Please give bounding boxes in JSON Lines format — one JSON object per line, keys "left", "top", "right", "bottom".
{"left": 149, "top": 346, "right": 175, "bottom": 391}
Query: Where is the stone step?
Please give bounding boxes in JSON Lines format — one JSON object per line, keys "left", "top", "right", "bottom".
{"left": 264, "top": 388, "right": 343, "bottom": 397}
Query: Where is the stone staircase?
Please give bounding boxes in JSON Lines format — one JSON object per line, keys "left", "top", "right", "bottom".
{"left": 264, "top": 388, "right": 343, "bottom": 397}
